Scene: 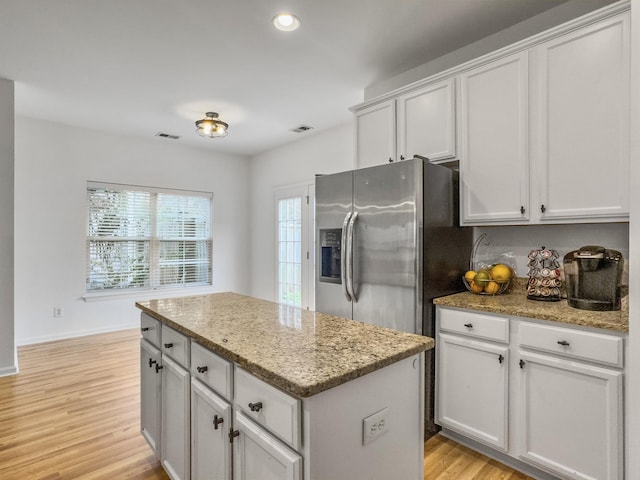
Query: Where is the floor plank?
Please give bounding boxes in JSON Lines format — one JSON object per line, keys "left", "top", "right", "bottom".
{"left": 0, "top": 329, "right": 531, "bottom": 479}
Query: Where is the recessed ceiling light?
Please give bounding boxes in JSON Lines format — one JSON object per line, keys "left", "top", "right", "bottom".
{"left": 273, "top": 13, "right": 301, "bottom": 32}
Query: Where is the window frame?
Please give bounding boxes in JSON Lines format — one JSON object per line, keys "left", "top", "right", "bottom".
{"left": 84, "top": 181, "right": 214, "bottom": 301}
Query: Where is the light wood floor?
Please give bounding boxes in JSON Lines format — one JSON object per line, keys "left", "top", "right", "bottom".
{"left": 0, "top": 329, "right": 532, "bottom": 480}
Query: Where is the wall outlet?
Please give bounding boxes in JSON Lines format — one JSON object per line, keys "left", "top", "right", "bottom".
{"left": 53, "top": 306, "right": 63, "bottom": 318}
{"left": 362, "top": 407, "right": 389, "bottom": 445}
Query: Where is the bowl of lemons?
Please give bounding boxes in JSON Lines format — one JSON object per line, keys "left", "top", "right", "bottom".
{"left": 463, "top": 263, "right": 513, "bottom": 295}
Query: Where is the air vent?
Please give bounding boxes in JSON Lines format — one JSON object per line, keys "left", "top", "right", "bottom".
{"left": 290, "top": 125, "right": 313, "bottom": 133}
{"left": 155, "top": 132, "right": 181, "bottom": 140}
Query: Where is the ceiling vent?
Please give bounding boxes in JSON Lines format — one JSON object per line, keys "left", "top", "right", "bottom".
{"left": 290, "top": 125, "right": 313, "bottom": 133}
{"left": 155, "top": 132, "right": 181, "bottom": 140}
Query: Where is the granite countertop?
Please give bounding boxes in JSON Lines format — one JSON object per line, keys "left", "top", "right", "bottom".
{"left": 433, "top": 279, "right": 629, "bottom": 333}
{"left": 136, "top": 292, "right": 433, "bottom": 398}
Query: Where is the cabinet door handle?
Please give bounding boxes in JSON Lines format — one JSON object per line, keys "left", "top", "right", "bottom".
{"left": 155, "top": 364, "right": 164, "bottom": 373}
{"left": 557, "top": 340, "right": 570, "bottom": 346}
{"left": 163, "top": 343, "right": 173, "bottom": 349}
{"left": 498, "top": 354, "right": 504, "bottom": 364}
{"left": 388, "top": 157, "right": 393, "bottom": 163}
{"left": 520, "top": 206, "right": 525, "bottom": 214}
{"left": 400, "top": 155, "right": 405, "bottom": 161}
{"left": 464, "top": 323, "right": 473, "bottom": 328}
{"left": 213, "top": 415, "right": 224, "bottom": 430}
{"left": 540, "top": 204, "right": 546, "bottom": 213}
{"left": 196, "top": 366, "right": 208, "bottom": 373}
{"left": 248, "top": 401, "right": 263, "bottom": 412}
{"left": 148, "top": 358, "right": 157, "bottom": 368}
{"left": 229, "top": 429, "right": 240, "bottom": 443}
{"left": 141, "top": 327, "right": 149, "bottom": 332}
{"left": 519, "top": 359, "right": 525, "bottom": 369}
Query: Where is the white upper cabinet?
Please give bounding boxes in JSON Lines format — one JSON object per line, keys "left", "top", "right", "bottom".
{"left": 459, "top": 52, "right": 529, "bottom": 224}
{"left": 397, "top": 79, "right": 456, "bottom": 162}
{"left": 532, "top": 13, "right": 630, "bottom": 221}
{"left": 355, "top": 100, "right": 396, "bottom": 168}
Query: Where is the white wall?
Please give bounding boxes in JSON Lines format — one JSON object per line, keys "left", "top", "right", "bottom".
{"left": 14, "top": 116, "right": 251, "bottom": 345}
{"left": 0, "top": 79, "right": 16, "bottom": 375}
{"left": 249, "top": 123, "right": 354, "bottom": 301}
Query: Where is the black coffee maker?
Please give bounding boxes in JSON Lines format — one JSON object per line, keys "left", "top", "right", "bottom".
{"left": 563, "top": 245, "right": 624, "bottom": 311}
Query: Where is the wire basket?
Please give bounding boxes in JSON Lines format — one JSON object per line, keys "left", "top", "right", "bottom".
{"left": 463, "top": 276, "right": 510, "bottom": 295}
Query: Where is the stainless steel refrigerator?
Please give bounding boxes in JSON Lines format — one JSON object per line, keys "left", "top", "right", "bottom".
{"left": 315, "top": 157, "right": 472, "bottom": 436}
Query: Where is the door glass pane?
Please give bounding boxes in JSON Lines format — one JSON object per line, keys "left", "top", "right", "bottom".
{"left": 278, "top": 197, "right": 302, "bottom": 307}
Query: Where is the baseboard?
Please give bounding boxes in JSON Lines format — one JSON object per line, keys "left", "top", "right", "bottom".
{"left": 16, "top": 322, "right": 139, "bottom": 346}
{"left": 0, "top": 364, "right": 19, "bottom": 378}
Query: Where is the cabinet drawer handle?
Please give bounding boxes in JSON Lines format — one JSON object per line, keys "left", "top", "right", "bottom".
{"left": 163, "top": 343, "right": 173, "bottom": 349}
{"left": 196, "top": 366, "right": 208, "bottom": 373}
{"left": 557, "top": 340, "right": 570, "bottom": 346}
{"left": 141, "top": 327, "right": 149, "bottom": 332}
{"left": 148, "top": 358, "right": 157, "bottom": 368}
{"left": 248, "top": 401, "right": 263, "bottom": 412}
{"left": 464, "top": 323, "right": 473, "bottom": 328}
{"left": 213, "top": 415, "right": 224, "bottom": 430}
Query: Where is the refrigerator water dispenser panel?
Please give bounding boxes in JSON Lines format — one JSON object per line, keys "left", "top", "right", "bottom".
{"left": 320, "top": 228, "right": 342, "bottom": 284}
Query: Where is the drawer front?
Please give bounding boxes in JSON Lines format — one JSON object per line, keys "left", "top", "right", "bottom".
{"left": 234, "top": 367, "right": 301, "bottom": 451}
{"left": 141, "top": 313, "right": 161, "bottom": 347}
{"left": 161, "top": 324, "right": 190, "bottom": 367}
{"left": 438, "top": 307, "right": 509, "bottom": 343}
{"left": 191, "top": 342, "right": 233, "bottom": 400}
{"left": 519, "top": 321, "right": 623, "bottom": 367}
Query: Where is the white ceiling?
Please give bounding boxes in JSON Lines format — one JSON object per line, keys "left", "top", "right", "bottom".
{"left": 0, "top": 0, "right": 580, "bottom": 157}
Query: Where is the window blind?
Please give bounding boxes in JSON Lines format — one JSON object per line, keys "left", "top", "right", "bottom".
{"left": 86, "top": 183, "right": 212, "bottom": 292}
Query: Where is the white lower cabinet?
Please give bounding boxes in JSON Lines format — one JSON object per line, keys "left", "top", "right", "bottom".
{"left": 161, "top": 355, "right": 191, "bottom": 480}
{"left": 233, "top": 411, "right": 302, "bottom": 480}
{"left": 437, "top": 333, "right": 508, "bottom": 450}
{"left": 191, "top": 378, "right": 232, "bottom": 480}
{"left": 435, "top": 306, "right": 626, "bottom": 480}
{"left": 140, "top": 339, "right": 162, "bottom": 457}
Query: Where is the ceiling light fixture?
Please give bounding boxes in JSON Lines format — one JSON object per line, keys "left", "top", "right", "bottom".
{"left": 195, "top": 112, "right": 229, "bottom": 138}
{"left": 273, "top": 13, "right": 301, "bottom": 32}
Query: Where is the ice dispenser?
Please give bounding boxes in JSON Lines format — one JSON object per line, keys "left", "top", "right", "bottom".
{"left": 319, "top": 228, "right": 342, "bottom": 284}
{"left": 563, "top": 245, "right": 624, "bottom": 311}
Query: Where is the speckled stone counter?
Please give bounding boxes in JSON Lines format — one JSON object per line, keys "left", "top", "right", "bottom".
{"left": 136, "top": 292, "right": 433, "bottom": 397}
{"left": 434, "top": 278, "right": 628, "bottom": 333}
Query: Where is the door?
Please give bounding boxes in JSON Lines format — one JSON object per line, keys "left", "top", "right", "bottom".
{"left": 517, "top": 351, "right": 623, "bottom": 480}
{"left": 355, "top": 100, "right": 396, "bottom": 168}
{"left": 397, "top": 79, "right": 456, "bottom": 162}
{"left": 460, "top": 51, "right": 529, "bottom": 224}
{"left": 161, "top": 356, "right": 190, "bottom": 480}
{"left": 233, "top": 411, "right": 302, "bottom": 480}
{"left": 352, "top": 160, "right": 420, "bottom": 333}
{"left": 534, "top": 13, "right": 629, "bottom": 221}
{"left": 315, "top": 170, "right": 353, "bottom": 319}
{"left": 436, "top": 333, "right": 509, "bottom": 451}
{"left": 191, "top": 379, "right": 232, "bottom": 480}
{"left": 141, "top": 340, "right": 162, "bottom": 457}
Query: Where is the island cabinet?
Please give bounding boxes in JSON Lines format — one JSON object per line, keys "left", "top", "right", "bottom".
{"left": 354, "top": 78, "right": 456, "bottom": 168}
{"left": 137, "top": 292, "right": 432, "bottom": 480}
{"left": 140, "top": 314, "right": 162, "bottom": 457}
{"left": 435, "top": 305, "right": 626, "bottom": 480}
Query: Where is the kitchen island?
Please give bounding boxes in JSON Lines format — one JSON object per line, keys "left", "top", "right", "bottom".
{"left": 136, "top": 292, "right": 433, "bottom": 480}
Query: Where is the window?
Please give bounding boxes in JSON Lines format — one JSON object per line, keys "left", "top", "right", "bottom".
{"left": 86, "top": 182, "right": 212, "bottom": 293}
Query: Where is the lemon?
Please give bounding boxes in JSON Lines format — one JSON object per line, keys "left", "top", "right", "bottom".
{"left": 484, "top": 281, "right": 501, "bottom": 294}
{"left": 491, "top": 263, "right": 512, "bottom": 283}
{"left": 464, "top": 270, "right": 476, "bottom": 282}
{"left": 474, "top": 269, "right": 491, "bottom": 286}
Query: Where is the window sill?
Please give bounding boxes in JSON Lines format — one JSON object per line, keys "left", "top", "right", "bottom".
{"left": 83, "top": 285, "right": 218, "bottom": 302}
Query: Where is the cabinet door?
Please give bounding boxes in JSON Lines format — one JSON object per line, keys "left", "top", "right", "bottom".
{"left": 436, "top": 333, "right": 509, "bottom": 450}
{"left": 233, "top": 411, "right": 302, "bottom": 480}
{"left": 534, "top": 13, "right": 629, "bottom": 221}
{"left": 355, "top": 100, "right": 396, "bottom": 168}
{"left": 518, "top": 351, "right": 623, "bottom": 480}
{"left": 161, "top": 356, "right": 190, "bottom": 480}
{"left": 140, "top": 340, "right": 162, "bottom": 458}
{"left": 460, "top": 52, "right": 529, "bottom": 224}
{"left": 191, "top": 379, "right": 232, "bottom": 480}
{"left": 397, "top": 79, "right": 455, "bottom": 162}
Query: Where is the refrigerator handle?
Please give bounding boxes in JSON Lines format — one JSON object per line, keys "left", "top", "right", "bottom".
{"left": 341, "top": 212, "right": 353, "bottom": 302}
{"left": 346, "top": 211, "right": 358, "bottom": 302}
